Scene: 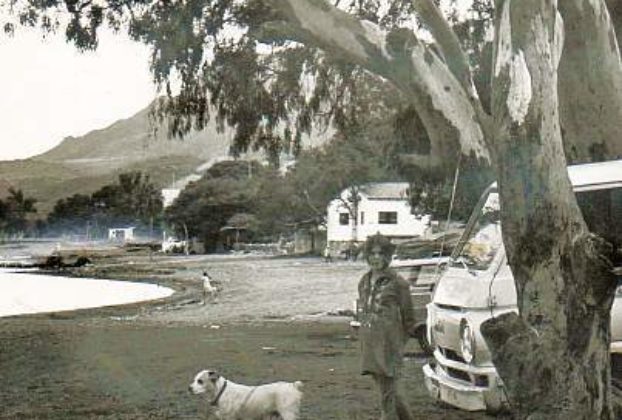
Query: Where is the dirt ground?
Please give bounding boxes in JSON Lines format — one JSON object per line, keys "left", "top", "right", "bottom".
{"left": 0, "top": 246, "right": 504, "bottom": 419}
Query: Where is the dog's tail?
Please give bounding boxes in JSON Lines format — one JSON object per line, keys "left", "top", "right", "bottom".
{"left": 293, "top": 381, "right": 303, "bottom": 391}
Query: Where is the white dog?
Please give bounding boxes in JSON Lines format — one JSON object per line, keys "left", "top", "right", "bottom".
{"left": 189, "top": 369, "right": 303, "bottom": 420}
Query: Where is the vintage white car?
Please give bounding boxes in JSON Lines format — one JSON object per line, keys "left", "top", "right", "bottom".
{"left": 423, "top": 159, "right": 622, "bottom": 412}
{"left": 161, "top": 237, "right": 187, "bottom": 254}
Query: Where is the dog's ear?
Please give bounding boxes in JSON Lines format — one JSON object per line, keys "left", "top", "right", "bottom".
{"left": 208, "top": 371, "right": 220, "bottom": 383}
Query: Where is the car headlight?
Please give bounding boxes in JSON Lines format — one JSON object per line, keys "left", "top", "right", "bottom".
{"left": 460, "top": 318, "right": 476, "bottom": 364}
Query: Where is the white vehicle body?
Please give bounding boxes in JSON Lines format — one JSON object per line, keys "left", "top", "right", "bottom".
{"left": 161, "top": 238, "right": 187, "bottom": 253}
{"left": 423, "top": 159, "right": 622, "bottom": 412}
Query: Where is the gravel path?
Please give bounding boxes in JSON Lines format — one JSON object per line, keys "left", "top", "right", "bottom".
{"left": 144, "top": 255, "right": 365, "bottom": 324}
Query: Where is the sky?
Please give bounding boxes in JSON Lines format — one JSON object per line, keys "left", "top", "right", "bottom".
{"left": 0, "top": 1, "right": 473, "bottom": 162}
{"left": 0, "top": 27, "right": 158, "bottom": 161}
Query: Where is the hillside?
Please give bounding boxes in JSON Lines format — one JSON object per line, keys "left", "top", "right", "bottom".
{"left": 38, "top": 105, "right": 231, "bottom": 168}
{"left": 0, "top": 103, "right": 232, "bottom": 216}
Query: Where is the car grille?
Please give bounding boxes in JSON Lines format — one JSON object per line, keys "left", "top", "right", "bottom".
{"left": 446, "top": 366, "right": 471, "bottom": 383}
{"left": 437, "top": 347, "right": 490, "bottom": 388}
{"left": 439, "top": 346, "right": 466, "bottom": 364}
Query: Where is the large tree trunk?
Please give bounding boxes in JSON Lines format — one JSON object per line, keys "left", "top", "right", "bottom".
{"left": 481, "top": 1, "right": 617, "bottom": 418}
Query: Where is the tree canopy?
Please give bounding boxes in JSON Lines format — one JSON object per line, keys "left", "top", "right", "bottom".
{"left": 0, "top": 188, "right": 37, "bottom": 237}
{"left": 45, "top": 171, "right": 163, "bottom": 237}
{"left": 164, "top": 160, "right": 266, "bottom": 250}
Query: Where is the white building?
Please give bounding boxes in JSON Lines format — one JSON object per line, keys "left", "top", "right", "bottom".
{"left": 326, "top": 182, "right": 430, "bottom": 244}
{"left": 108, "top": 227, "right": 135, "bottom": 242}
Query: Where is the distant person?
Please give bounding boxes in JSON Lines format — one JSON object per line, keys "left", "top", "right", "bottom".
{"left": 201, "top": 271, "right": 217, "bottom": 305}
{"left": 358, "top": 234, "right": 415, "bottom": 420}
{"left": 323, "top": 244, "right": 333, "bottom": 263}
{"left": 347, "top": 241, "right": 360, "bottom": 261}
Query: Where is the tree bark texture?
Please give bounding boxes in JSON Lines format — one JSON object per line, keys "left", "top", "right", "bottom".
{"left": 558, "top": 0, "right": 622, "bottom": 162}
{"left": 483, "top": 1, "right": 618, "bottom": 418}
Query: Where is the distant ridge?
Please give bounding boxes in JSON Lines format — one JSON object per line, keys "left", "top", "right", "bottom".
{"left": 0, "top": 100, "right": 332, "bottom": 217}
{"left": 0, "top": 101, "right": 233, "bottom": 215}
{"left": 36, "top": 103, "right": 232, "bottom": 170}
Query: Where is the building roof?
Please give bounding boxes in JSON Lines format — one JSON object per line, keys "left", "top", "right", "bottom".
{"left": 359, "top": 182, "right": 410, "bottom": 199}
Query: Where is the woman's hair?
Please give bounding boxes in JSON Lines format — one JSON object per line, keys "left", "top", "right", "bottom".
{"left": 363, "top": 233, "right": 396, "bottom": 260}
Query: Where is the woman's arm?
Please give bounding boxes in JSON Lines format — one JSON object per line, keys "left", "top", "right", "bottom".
{"left": 397, "top": 277, "right": 416, "bottom": 336}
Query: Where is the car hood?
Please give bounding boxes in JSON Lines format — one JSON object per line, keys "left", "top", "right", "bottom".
{"left": 433, "top": 266, "right": 517, "bottom": 309}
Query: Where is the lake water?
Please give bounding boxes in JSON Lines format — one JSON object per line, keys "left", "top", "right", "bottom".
{"left": 0, "top": 269, "right": 174, "bottom": 317}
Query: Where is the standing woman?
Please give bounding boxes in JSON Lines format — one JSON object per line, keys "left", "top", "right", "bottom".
{"left": 358, "top": 234, "right": 415, "bottom": 420}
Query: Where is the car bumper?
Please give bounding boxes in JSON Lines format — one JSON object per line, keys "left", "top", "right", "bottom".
{"left": 423, "top": 363, "right": 507, "bottom": 412}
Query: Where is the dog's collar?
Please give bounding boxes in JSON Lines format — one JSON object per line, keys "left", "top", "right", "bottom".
{"left": 210, "top": 380, "right": 228, "bottom": 406}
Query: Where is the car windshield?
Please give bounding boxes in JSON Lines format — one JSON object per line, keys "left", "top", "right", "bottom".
{"left": 451, "top": 192, "right": 503, "bottom": 271}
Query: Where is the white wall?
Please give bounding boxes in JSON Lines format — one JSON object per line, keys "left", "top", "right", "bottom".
{"left": 108, "top": 228, "right": 135, "bottom": 241}
{"left": 326, "top": 199, "right": 354, "bottom": 242}
{"left": 327, "top": 195, "right": 430, "bottom": 243}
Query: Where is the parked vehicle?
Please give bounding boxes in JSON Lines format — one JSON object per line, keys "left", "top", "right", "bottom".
{"left": 423, "top": 159, "right": 622, "bottom": 412}
{"left": 161, "top": 237, "right": 187, "bottom": 254}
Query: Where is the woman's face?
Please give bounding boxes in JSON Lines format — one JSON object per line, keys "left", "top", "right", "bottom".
{"left": 367, "top": 245, "right": 389, "bottom": 271}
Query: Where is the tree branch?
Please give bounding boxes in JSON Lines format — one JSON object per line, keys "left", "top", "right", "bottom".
{"left": 411, "top": 0, "right": 476, "bottom": 100}
{"left": 263, "top": 0, "right": 490, "bottom": 165}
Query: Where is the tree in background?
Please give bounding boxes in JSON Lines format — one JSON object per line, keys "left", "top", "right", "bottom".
{"left": 5, "top": 0, "right": 622, "bottom": 417}
{"left": 46, "top": 194, "right": 93, "bottom": 236}
{"left": 101, "top": 172, "right": 163, "bottom": 233}
{"left": 0, "top": 188, "right": 38, "bottom": 237}
{"left": 283, "top": 121, "right": 400, "bottom": 235}
{"left": 405, "top": 154, "right": 494, "bottom": 222}
{"left": 45, "top": 172, "right": 163, "bottom": 238}
{"left": 165, "top": 160, "right": 265, "bottom": 251}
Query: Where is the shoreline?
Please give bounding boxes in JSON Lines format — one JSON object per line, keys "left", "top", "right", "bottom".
{"left": 0, "top": 246, "right": 357, "bottom": 326}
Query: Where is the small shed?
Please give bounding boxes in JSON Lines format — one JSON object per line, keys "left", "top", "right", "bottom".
{"left": 108, "top": 227, "right": 135, "bottom": 242}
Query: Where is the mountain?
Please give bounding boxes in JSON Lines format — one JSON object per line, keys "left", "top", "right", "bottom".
{"left": 37, "top": 105, "right": 232, "bottom": 168}
{"left": 0, "top": 102, "right": 233, "bottom": 216}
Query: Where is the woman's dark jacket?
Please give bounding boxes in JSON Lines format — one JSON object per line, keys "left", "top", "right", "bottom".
{"left": 358, "top": 268, "right": 416, "bottom": 377}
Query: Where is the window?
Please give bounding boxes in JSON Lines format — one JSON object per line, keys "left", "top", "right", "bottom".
{"left": 378, "top": 211, "right": 398, "bottom": 224}
{"left": 360, "top": 211, "right": 365, "bottom": 225}
{"left": 454, "top": 187, "right": 622, "bottom": 271}
{"left": 454, "top": 192, "right": 502, "bottom": 271}
{"left": 339, "top": 213, "right": 350, "bottom": 225}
